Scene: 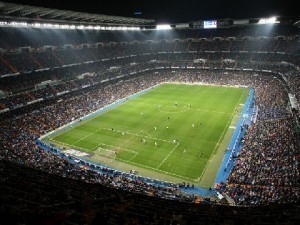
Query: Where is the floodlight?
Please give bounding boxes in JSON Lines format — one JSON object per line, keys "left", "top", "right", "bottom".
{"left": 77, "top": 25, "right": 84, "bottom": 29}
{"left": 43, "top": 23, "right": 52, "bottom": 28}
{"left": 60, "top": 24, "right": 69, "bottom": 29}
{"left": 0, "top": 20, "right": 141, "bottom": 31}
{"left": 156, "top": 24, "right": 171, "bottom": 30}
{"left": 34, "top": 23, "right": 41, "bottom": 27}
{"left": 258, "top": 17, "right": 278, "bottom": 24}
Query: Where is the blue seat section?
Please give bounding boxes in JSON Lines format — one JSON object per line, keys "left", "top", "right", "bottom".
{"left": 213, "top": 88, "right": 255, "bottom": 186}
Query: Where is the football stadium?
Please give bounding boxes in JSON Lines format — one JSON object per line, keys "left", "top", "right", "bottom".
{"left": 0, "top": 0, "right": 299, "bottom": 224}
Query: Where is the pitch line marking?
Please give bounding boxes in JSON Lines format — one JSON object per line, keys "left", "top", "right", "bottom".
{"left": 45, "top": 109, "right": 105, "bottom": 141}
{"left": 117, "top": 158, "right": 192, "bottom": 181}
{"left": 101, "top": 127, "right": 172, "bottom": 143}
{"left": 140, "top": 130, "right": 152, "bottom": 138}
{"left": 94, "top": 142, "right": 138, "bottom": 154}
{"left": 54, "top": 139, "right": 139, "bottom": 162}
{"left": 127, "top": 152, "right": 139, "bottom": 162}
{"left": 51, "top": 136, "right": 197, "bottom": 182}
{"left": 53, "top": 140, "right": 91, "bottom": 153}
{"left": 157, "top": 143, "right": 179, "bottom": 169}
{"left": 197, "top": 88, "right": 246, "bottom": 181}
{"left": 197, "top": 113, "right": 232, "bottom": 181}
{"left": 96, "top": 147, "right": 117, "bottom": 157}
{"left": 73, "top": 128, "right": 102, "bottom": 145}
{"left": 96, "top": 146, "right": 138, "bottom": 162}
{"left": 195, "top": 108, "right": 231, "bottom": 114}
{"left": 156, "top": 104, "right": 230, "bottom": 115}
{"left": 156, "top": 103, "right": 191, "bottom": 114}
{"left": 47, "top": 126, "right": 75, "bottom": 141}
{"left": 54, "top": 140, "right": 188, "bottom": 180}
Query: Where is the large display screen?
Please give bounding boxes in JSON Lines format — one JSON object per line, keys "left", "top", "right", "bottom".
{"left": 204, "top": 20, "right": 217, "bottom": 29}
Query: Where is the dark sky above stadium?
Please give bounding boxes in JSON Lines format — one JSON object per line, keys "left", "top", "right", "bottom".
{"left": 3, "top": 0, "right": 299, "bottom": 23}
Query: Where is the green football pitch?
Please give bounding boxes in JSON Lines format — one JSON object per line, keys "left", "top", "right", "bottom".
{"left": 46, "top": 83, "right": 248, "bottom": 187}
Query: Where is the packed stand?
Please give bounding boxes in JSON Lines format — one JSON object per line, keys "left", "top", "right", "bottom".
{"left": 1, "top": 68, "right": 299, "bottom": 207}
{"left": 2, "top": 160, "right": 299, "bottom": 225}
{"left": 0, "top": 24, "right": 299, "bottom": 209}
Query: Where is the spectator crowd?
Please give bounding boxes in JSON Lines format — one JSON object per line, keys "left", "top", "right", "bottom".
{"left": 0, "top": 24, "right": 299, "bottom": 212}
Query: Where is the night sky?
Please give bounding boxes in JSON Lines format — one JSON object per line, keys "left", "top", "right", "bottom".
{"left": 2, "top": 0, "right": 299, "bottom": 23}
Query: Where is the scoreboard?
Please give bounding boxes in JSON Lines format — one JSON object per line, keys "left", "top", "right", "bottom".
{"left": 204, "top": 20, "right": 217, "bottom": 28}
{"left": 191, "top": 19, "right": 233, "bottom": 29}
{"left": 191, "top": 20, "right": 204, "bottom": 29}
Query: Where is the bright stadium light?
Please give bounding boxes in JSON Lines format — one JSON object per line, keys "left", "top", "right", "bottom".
{"left": 258, "top": 17, "right": 278, "bottom": 24}
{"left": 34, "top": 22, "right": 41, "bottom": 27}
{"left": 76, "top": 25, "right": 84, "bottom": 29}
{"left": 11, "top": 21, "right": 27, "bottom": 26}
{"left": 86, "top": 25, "right": 94, "bottom": 30}
{"left": 156, "top": 24, "right": 172, "bottom": 30}
{"left": 129, "top": 26, "right": 140, "bottom": 30}
{"left": 0, "top": 20, "right": 141, "bottom": 31}
{"left": 43, "top": 23, "right": 52, "bottom": 28}
{"left": 60, "top": 24, "right": 69, "bottom": 29}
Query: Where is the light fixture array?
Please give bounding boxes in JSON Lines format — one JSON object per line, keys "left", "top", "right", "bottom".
{"left": 0, "top": 21, "right": 141, "bottom": 30}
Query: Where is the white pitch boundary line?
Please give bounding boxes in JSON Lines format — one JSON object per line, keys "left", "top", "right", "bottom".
{"left": 89, "top": 136, "right": 140, "bottom": 162}
{"left": 127, "top": 152, "right": 139, "bottom": 162}
{"left": 156, "top": 104, "right": 191, "bottom": 114}
{"left": 195, "top": 108, "right": 209, "bottom": 112}
{"left": 54, "top": 139, "right": 192, "bottom": 181}
{"left": 52, "top": 131, "right": 199, "bottom": 182}
{"left": 156, "top": 104, "right": 230, "bottom": 115}
{"left": 53, "top": 140, "right": 91, "bottom": 153}
{"left": 96, "top": 146, "right": 138, "bottom": 162}
{"left": 94, "top": 142, "right": 138, "bottom": 154}
{"left": 157, "top": 143, "right": 179, "bottom": 169}
{"left": 47, "top": 113, "right": 101, "bottom": 141}
{"left": 196, "top": 117, "right": 231, "bottom": 182}
{"left": 55, "top": 139, "right": 139, "bottom": 162}
{"left": 117, "top": 157, "right": 191, "bottom": 181}
{"left": 96, "top": 147, "right": 117, "bottom": 159}
{"left": 101, "top": 127, "right": 173, "bottom": 143}
{"left": 211, "top": 110, "right": 231, "bottom": 115}
{"left": 197, "top": 88, "right": 246, "bottom": 181}
{"left": 43, "top": 84, "right": 148, "bottom": 141}
{"left": 73, "top": 128, "right": 102, "bottom": 145}
{"left": 195, "top": 108, "right": 231, "bottom": 115}
{"left": 50, "top": 120, "right": 101, "bottom": 142}
{"left": 139, "top": 130, "right": 152, "bottom": 138}
{"left": 48, "top": 126, "right": 74, "bottom": 141}
{"left": 52, "top": 126, "right": 177, "bottom": 164}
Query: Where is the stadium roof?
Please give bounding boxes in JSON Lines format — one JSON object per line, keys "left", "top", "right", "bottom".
{"left": 0, "top": 1, "right": 299, "bottom": 30}
{"left": 0, "top": 1, "right": 155, "bottom": 25}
